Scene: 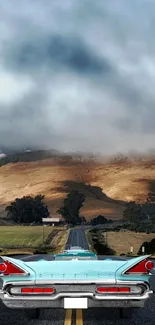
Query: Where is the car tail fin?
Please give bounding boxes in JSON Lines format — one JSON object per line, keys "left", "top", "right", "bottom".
{"left": 0, "top": 256, "right": 29, "bottom": 276}
{"left": 123, "top": 259, "right": 154, "bottom": 275}
{"left": 119, "top": 255, "right": 154, "bottom": 276}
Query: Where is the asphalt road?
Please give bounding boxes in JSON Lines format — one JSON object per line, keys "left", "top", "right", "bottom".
{"left": 0, "top": 291, "right": 155, "bottom": 325}
{"left": 0, "top": 228, "right": 155, "bottom": 325}
{"left": 65, "top": 228, "right": 89, "bottom": 250}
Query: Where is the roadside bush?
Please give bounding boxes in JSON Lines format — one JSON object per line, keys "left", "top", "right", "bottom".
{"left": 94, "top": 242, "right": 116, "bottom": 255}
{"left": 90, "top": 215, "right": 109, "bottom": 226}
{"left": 33, "top": 248, "right": 48, "bottom": 254}
{"left": 138, "top": 238, "right": 155, "bottom": 255}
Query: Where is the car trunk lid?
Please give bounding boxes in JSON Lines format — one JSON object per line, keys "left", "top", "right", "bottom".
{"left": 26, "top": 260, "right": 128, "bottom": 283}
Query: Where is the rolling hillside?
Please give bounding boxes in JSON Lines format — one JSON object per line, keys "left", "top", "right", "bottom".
{"left": 0, "top": 154, "right": 155, "bottom": 222}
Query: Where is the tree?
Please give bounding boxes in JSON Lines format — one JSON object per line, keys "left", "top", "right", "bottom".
{"left": 143, "top": 192, "right": 155, "bottom": 223}
{"left": 146, "top": 192, "right": 155, "bottom": 203}
{"left": 138, "top": 241, "right": 150, "bottom": 255}
{"left": 150, "top": 238, "right": 155, "bottom": 254}
{"left": 6, "top": 195, "right": 49, "bottom": 224}
{"left": 57, "top": 190, "right": 85, "bottom": 225}
{"left": 90, "top": 215, "right": 108, "bottom": 226}
{"left": 138, "top": 238, "right": 155, "bottom": 255}
{"left": 80, "top": 216, "right": 87, "bottom": 224}
{"left": 123, "top": 201, "right": 147, "bottom": 229}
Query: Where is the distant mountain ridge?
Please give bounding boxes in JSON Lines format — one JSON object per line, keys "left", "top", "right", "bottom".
{"left": 0, "top": 149, "right": 63, "bottom": 166}
{"left": 0, "top": 149, "right": 101, "bottom": 166}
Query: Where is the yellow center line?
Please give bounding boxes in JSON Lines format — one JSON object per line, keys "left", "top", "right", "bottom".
{"left": 76, "top": 309, "right": 83, "bottom": 325}
{"left": 64, "top": 309, "right": 72, "bottom": 325}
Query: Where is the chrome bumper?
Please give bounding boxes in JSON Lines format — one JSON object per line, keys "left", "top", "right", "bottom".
{"left": 0, "top": 289, "right": 153, "bottom": 309}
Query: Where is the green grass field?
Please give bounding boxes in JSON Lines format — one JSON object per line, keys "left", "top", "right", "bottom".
{"left": 0, "top": 226, "right": 56, "bottom": 247}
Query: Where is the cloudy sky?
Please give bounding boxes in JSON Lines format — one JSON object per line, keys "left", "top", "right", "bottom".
{"left": 0, "top": 0, "right": 155, "bottom": 155}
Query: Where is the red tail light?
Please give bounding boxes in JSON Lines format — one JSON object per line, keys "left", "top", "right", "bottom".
{"left": 33, "top": 288, "right": 43, "bottom": 293}
{"left": 44, "top": 288, "right": 55, "bottom": 293}
{"left": 124, "top": 259, "right": 154, "bottom": 275}
{"left": 97, "top": 287, "right": 107, "bottom": 293}
{"left": 96, "top": 287, "right": 130, "bottom": 293}
{"left": 119, "top": 287, "right": 130, "bottom": 293}
{"left": 21, "top": 288, "right": 33, "bottom": 293}
{"left": 0, "top": 260, "right": 26, "bottom": 276}
{"left": 145, "top": 261, "right": 154, "bottom": 271}
{"left": 106, "top": 288, "right": 119, "bottom": 293}
{"left": 0, "top": 263, "right": 7, "bottom": 272}
{"left": 21, "top": 287, "right": 55, "bottom": 294}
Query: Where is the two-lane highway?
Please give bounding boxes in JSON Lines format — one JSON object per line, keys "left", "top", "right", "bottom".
{"left": 65, "top": 228, "right": 89, "bottom": 250}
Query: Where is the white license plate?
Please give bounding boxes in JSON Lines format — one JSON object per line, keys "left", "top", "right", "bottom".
{"left": 64, "top": 298, "right": 88, "bottom": 309}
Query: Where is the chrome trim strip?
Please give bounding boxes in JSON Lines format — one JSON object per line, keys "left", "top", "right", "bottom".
{"left": 2, "top": 281, "right": 35, "bottom": 290}
{"left": 116, "top": 280, "right": 150, "bottom": 292}
{"left": 128, "top": 272, "right": 152, "bottom": 275}
{"left": 116, "top": 280, "right": 149, "bottom": 285}
{"left": 10, "top": 286, "right": 56, "bottom": 295}
{"left": 116, "top": 280, "right": 150, "bottom": 291}
{"left": 2, "top": 279, "right": 150, "bottom": 288}
{"left": 35, "top": 279, "right": 115, "bottom": 284}
{"left": 0, "top": 273, "right": 29, "bottom": 277}
{"left": 3, "top": 279, "right": 116, "bottom": 286}
{"left": 94, "top": 291, "right": 153, "bottom": 300}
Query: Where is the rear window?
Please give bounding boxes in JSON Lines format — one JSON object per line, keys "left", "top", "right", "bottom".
{"left": 55, "top": 253, "right": 98, "bottom": 260}
{"left": 55, "top": 256, "right": 98, "bottom": 260}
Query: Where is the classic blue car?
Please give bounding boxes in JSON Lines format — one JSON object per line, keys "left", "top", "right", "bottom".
{"left": 0, "top": 247, "right": 153, "bottom": 319}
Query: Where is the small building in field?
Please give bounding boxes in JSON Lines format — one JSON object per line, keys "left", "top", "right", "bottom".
{"left": 42, "top": 217, "right": 61, "bottom": 226}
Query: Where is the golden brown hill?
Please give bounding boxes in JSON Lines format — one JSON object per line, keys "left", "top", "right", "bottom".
{"left": 0, "top": 156, "right": 155, "bottom": 221}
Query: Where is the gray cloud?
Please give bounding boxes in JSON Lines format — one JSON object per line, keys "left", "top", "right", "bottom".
{"left": 3, "top": 35, "right": 112, "bottom": 76}
{"left": 0, "top": 0, "right": 155, "bottom": 155}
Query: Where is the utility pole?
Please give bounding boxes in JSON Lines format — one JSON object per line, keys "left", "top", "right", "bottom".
{"left": 105, "top": 232, "right": 107, "bottom": 245}
{"left": 42, "top": 225, "right": 45, "bottom": 245}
